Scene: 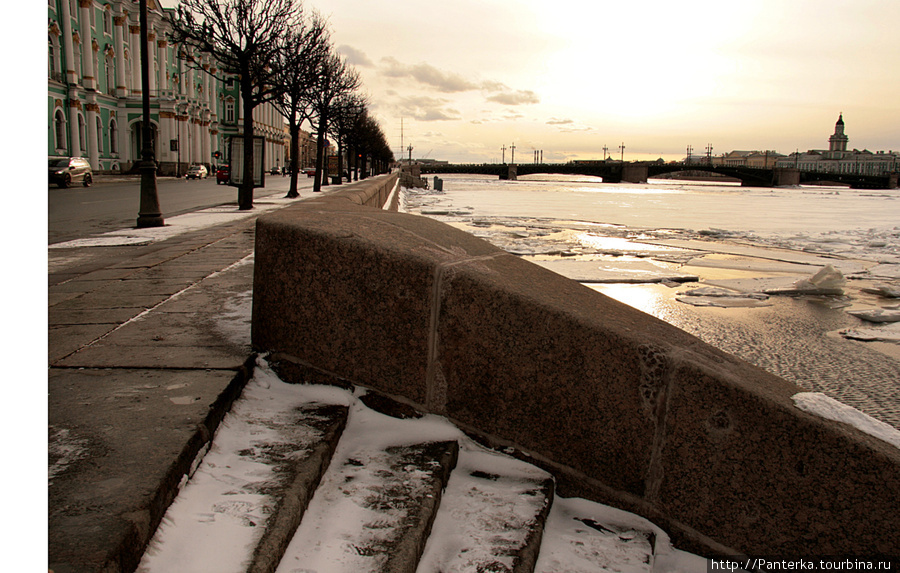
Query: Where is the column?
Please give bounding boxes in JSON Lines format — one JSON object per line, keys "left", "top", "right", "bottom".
{"left": 200, "top": 111, "right": 210, "bottom": 168}
{"left": 114, "top": 14, "right": 127, "bottom": 97}
{"left": 201, "top": 59, "right": 210, "bottom": 116}
{"left": 60, "top": 0, "right": 78, "bottom": 85}
{"left": 158, "top": 109, "right": 174, "bottom": 167}
{"left": 147, "top": 31, "right": 157, "bottom": 94}
{"left": 182, "top": 48, "right": 192, "bottom": 99}
{"left": 117, "top": 100, "right": 128, "bottom": 166}
{"left": 130, "top": 24, "right": 141, "bottom": 96}
{"left": 207, "top": 66, "right": 217, "bottom": 111}
{"left": 209, "top": 124, "right": 218, "bottom": 165}
{"left": 79, "top": 0, "right": 96, "bottom": 90}
{"left": 157, "top": 39, "right": 168, "bottom": 92}
{"left": 175, "top": 111, "right": 187, "bottom": 174}
{"left": 68, "top": 96, "right": 82, "bottom": 156}
{"left": 85, "top": 96, "right": 100, "bottom": 169}
{"left": 192, "top": 113, "right": 201, "bottom": 165}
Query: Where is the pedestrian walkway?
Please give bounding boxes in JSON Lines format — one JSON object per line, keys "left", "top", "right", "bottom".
{"left": 48, "top": 192, "right": 302, "bottom": 572}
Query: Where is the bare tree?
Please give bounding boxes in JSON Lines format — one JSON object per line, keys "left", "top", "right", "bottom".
{"left": 354, "top": 114, "right": 393, "bottom": 177}
{"left": 328, "top": 92, "right": 368, "bottom": 184}
{"left": 270, "top": 12, "right": 330, "bottom": 198}
{"left": 166, "top": 0, "right": 302, "bottom": 209}
{"left": 307, "top": 52, "right": 361, "bottom": 193}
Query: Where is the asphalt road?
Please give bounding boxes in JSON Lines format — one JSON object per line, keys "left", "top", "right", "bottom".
{"left": 47, "top": 174, "right": 310, "bottom": 244}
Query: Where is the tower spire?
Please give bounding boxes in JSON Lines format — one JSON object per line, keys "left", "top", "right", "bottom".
{"left": 829, "top": 113, "right": 848, "bottom": 153}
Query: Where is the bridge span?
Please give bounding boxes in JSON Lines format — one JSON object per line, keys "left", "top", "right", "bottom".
{"left": 418, "top": 161, "right": 899, "bottom": 189}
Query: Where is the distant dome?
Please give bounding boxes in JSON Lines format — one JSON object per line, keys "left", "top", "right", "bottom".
{"left": 836, "top": 114, "right": 844, "bottom": 125}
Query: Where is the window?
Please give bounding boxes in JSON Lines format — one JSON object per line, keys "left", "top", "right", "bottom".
{"left": 74, "top": 41, "right": 83, "bottom": 81}
{"left": 97, "top": 116, "right": 103, "bottom": 154}
{"left": 109, "top": 118, "right": 117, "bottom": 153}
{"left": 78, "top": 114, "right": 86, "bottom": 152}
{"left": 55, "top": 109, "right": 67, "bottom": 151}
{"left": 103, "top": 9, "right": 111, "bottom": 35}
{"left": 49, "top": 36, "right": 57, "bottom": 78}
{"left": 225, "top": 98, "right": 235, "bottom": 123}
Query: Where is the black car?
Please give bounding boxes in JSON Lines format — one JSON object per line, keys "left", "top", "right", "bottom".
{"left": 49, "top": 157, "right": 93, "bottom": 188}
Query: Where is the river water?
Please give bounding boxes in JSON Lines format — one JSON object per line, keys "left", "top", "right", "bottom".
{"left": 400, "top": 173, "right": 900, "bottom": 430}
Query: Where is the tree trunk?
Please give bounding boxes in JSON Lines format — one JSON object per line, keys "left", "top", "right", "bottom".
{"left": 286, "top": 121, "right": 300, "bottom": 198}
{"left": 336, "top": 139, "right": 344, "bottom": 184}
{"left": 239, "top": 74, "right": 255, "bottom": 210}
{"left": 313, "top": 121, "right": 326, "bottom": 193}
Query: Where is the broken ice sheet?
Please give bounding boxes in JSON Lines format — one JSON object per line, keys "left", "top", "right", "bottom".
{"left": 847, "top": 308, "right": 900, "bottom": 323}
{"left": 791, "top": 265, "right": 845, "bottom": 294}
{"left": 529, "top": 257, "right": 698, "bottom": 284}
{"left": 861, "top": 284, "right": 900, "bottom": 298}
{"left": 675, "top": 286, "right": 772, "bottom": 308}
{"left": 841, "top": 321, "right": 900, "bottom": 343}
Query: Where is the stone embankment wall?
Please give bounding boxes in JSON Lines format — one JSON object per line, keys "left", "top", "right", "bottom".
{"left": 251, "top": 172, "right": 899, "bottom": 557}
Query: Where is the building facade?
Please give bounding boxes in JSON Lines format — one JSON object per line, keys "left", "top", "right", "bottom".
{"left": 48, "top": 0, "right": 286, "bottom": 175}
{"left": 774, "top": 115, "right": 899, "bottom": 176}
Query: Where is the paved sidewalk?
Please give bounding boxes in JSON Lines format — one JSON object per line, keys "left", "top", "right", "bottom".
{"left": 48, "top": 198, "right": 293, "bottom": 572}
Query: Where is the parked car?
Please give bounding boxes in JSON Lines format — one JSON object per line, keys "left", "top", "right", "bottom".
{"left": 49, "top": 157, "right": 92, "bottom": 188}
{"left": 216, "top": 165, "right": 230, "bottom": 185}
{"left": 186, "top": 164, "right": 208, "bottom": 179}
{"left": 303, "top": 167, "right": 317, "bottom": 177}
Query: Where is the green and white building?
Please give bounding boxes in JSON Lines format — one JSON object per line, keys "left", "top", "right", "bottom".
{"left": 48, "top": 0, "right": 287, "bottom": 176}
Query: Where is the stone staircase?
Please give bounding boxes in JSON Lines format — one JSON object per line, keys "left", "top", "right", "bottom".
{"left": 135, "top": 358, "right": 703, "bottom": 573}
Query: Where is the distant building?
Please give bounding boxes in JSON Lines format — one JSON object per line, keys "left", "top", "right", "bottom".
{"left": 774, "top": 115, "right": 899, "bottom": 176}
{"left": 48, "top": 0, "right": 287, "bottom": 175}
{"left": 828, "top": 114, "right": 849, "bottom": 155}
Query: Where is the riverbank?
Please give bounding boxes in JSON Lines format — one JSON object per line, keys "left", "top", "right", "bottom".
{"left": 400, "top": 174, "right": 900, "bottom": 430}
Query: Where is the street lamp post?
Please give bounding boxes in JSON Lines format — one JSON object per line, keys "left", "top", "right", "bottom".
{"left": 136, "top": 0, "right": 163, "bottom": 228}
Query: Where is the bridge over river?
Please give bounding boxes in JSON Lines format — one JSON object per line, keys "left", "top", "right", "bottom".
{"left": 419, "top": 161, "right": 899, "bottom": 189}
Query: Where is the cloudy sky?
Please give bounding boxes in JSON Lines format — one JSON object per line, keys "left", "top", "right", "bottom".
{"left": 164, "top": 0, "right": 900, "bottom": 163}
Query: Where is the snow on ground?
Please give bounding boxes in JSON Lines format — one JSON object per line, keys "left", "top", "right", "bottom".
{"left": 47, "top": 426, "right": 89, "bottom": 487}
{"left": 49, "top": 197, "right": 297, "bottom": 249}
{"left": 793, "top": 392, "right": 900, "bottom": 450}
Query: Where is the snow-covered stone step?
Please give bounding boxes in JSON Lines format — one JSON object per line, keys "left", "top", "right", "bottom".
{"left": 274, "top": 395, "right": 463, "bottom": 573}
{"left": 535, "top": 497, "right": 710, "bottom": 573}
{"left": 137, "top": 358, "right": 711, "bottom": 573}
{"left": 417, "top": 447, "right": 555, "bottom": 573}
{"left": 136, "top": 361, "right": 350, "bottom": 573}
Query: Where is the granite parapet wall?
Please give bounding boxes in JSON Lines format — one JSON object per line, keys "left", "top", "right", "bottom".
{"left": 251, "top": 173, "right": 899, "bottom": 557}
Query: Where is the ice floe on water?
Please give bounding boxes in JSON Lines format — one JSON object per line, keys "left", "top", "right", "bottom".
{"left": 531, "top": 257, "right": 697, "bottom": 284}
{"left": 793, "top": 392, "right": 900, "bottom": 450}
{"left": 675, "top": 286, "right": 772, "bottom": 308}
{"left": 847, "top": 308, "right": 900, "bottom": 323}
{"left": 841, "top": 321, "right": 900, "bottom": 343}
